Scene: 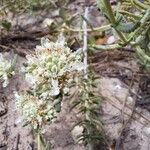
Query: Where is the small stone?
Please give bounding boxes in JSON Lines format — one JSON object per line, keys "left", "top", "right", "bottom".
{"left": 107, "top": 36, "right": 115, "bottom": 44}
{"left": 42, "top": 18, "right": 54, "bottom": 27}
{"left": 71, "top": 125, "right": 84, "bottom": 143}
{"left": 14, "top": 118, "right": 22, "bottom": 126}
{"left": 144, "top": 127, "right": 150, "bottom": 135}
{"left": 127, "top": 96, "right": 134, "bottom": 105}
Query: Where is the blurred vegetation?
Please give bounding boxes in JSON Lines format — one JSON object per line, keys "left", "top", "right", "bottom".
{"left": 0, "top": 0, "right": 60, "bottom": 31}
{"left": 0, "top": 0, "right": 58, "bottom": 13}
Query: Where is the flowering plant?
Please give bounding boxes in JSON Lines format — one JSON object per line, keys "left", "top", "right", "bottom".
{"left": 25, "top": 37, "right": 85, "bottom": 100}
{"left": 15, "top": 91, "right": 57, "bottom": 129}
{"left": 15, "top": 36, "right": 85, "bottom": 129}
{"left": 0, "top": 53, "right": 15, "bottom": 87}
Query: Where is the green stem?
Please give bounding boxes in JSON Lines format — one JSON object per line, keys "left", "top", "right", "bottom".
{"left": 63, "top": 24, "right": 111, "bottom": 32}
{"left": 36, "top": 130, "right": 51, "bottom": 150}
{"left": 102, "top": 0, "right": 116, "bottom": 23}
{"left": 102, "top": 0, "right": 127, "bottom": 43}
{"left": 118, "top": 10, "right": 141, "bottom": 19}
{"left": 85, "top": 112, "right": 94, "bottom": 150}
{"left": 136, "top": 46, "right": 150, "bottom": 62}
{"left": 37, "top": 132, "right": 42, "bottom": 150}
{"left": 131, "top": 0, "right": 149, "bottom": 10}
{"left": 91, "top": 43, "right": 122, "bottom": 50}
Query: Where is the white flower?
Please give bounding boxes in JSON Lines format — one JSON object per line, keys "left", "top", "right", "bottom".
{"left": 24, "top": 37, "right": 84, "bottom": 98}
{"left": 50, "top": 79, "right": 60, "bottom": 96}
{"left": 63, "top": 87, "right": 69, "bottom": 94}
{"left": 0, "top": 53, "right": 15, "bottom": 87}
{"left": 25, "top": 74, "right": 36, "bottom": 85}
{"left": 42, "top": 18, "right": 54, "bottom": 27}
{"left": 69, "top": 63, "right": 85, "bottom": 72}
{"left": 16, "top": 36, "right": 85, "bottom": 129}
{"left": 14, "top": 91, "right": 57, "bottom": 129}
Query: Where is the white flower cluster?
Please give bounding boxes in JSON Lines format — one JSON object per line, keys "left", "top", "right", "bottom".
{"left": 25, "top": 37, "right": 85, "bottom": 99}
{"left": 15, "top": 91, "right": 57, "bottom": 129}
{"left": 0, "top": 53, "right": 15, "bottom": 87}
{"left": 15, "top": 36, "right": 85, "bottom": 129}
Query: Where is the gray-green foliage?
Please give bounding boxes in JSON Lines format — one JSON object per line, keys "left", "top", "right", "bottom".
{"left": 96, "top": 0, "right": 150, "bottom": 69}
{"left": 0, "top": 19, "right": 11, "bottom": 31}
{"left": 71, "top": 71, "right": 102, "bottom": 149}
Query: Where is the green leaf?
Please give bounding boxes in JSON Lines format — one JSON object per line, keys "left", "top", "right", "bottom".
{"left": 1, "top": 20, "right": 11, "bottom": 31}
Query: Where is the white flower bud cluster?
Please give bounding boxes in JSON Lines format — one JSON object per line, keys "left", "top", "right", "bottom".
{"left": 0, "top": 53, "right": 15, "bottom": 87}
{"left": 14, "top": 91, "right": 57, "bottom": 129}
{"left": 15, "top": 36, "right": 85, "bottom": 129}
{"left": 25, "top": 37, "right": 85, "bottom": 99}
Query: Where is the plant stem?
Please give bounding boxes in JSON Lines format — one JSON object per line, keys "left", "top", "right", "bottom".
{"left": 85, "top": 114, "right": 94, "bottom": 150}
{"left": 103, "top": 0, "right": 116, "bottom": 23}
{"left": 83, "top": 7, "right": 88, "bottom": 78}
{"left": 91, "top": 43, "right": 122, "bottom": 50}
{"left": 118, "top": 10, "right": 141, "bottom": 19}
{"left": 131, "top": 0, "right": 149, "bottom": 10}
{"left": 63, "top": 24, "right": 111, "bottom": 32}
{"left": 82, "top": 7, "right": 95, "bottom": 150}
{"left": 136, "top": 46, "right": 150, "bottom": 62}
{"left": 102, "top": 0, "right": 127, "bottom": 43}
{"left": 37, "top": 132, "right": 42, "bottom": 150}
